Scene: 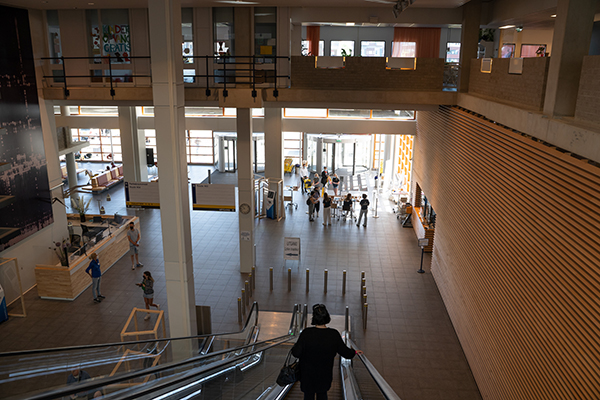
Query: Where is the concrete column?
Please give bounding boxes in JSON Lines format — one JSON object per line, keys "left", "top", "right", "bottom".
{"left": 316, "top": 137, "right": 323, "bottom": 175}
{"left": 118, "top": 106, "right": 148, "bottom": 183}
{"left": 458, "top": 0, "right": 481, "bottom": 93}
{"left": 264, "top": 107, "right": 283, "bottom": 180}
{"left": 59, "top": 106, "right": 78, "bottom": 192}
{"left": 149, "top": 0, "right": 196, "bottom": 338}
{"left": 543, "top": 0, "right": 596, "bottom": 117}
{"left": 237, "top": 109, "right": 255, "bottom": 273}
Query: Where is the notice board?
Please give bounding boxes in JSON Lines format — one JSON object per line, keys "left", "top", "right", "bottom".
{"left": 192, "top": 184, "right": 236, "bottom": 212}
{"left": 125, "top": 181, "right": 160, "bottom": 208}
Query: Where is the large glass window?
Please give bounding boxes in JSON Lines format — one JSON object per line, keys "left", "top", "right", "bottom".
{"left": 361, "top": 41, "right": 385, "bottom": 57}
{"left": 521, "top": 44, "right": 546, "bottom": 58}
{"left": 301, "top": 40, "right": 324, "bottom": 56}
{"left": 501, "top": 43, "right": 515, "bottom": 58}
{"left": 392, "top": 42, "right": 416, "bottom": 57}
{"left": 283, "top": 132, "right": 303, "bottom": 165}
{"left": 72, "top": 128, "right": 122, "bottom": 162}
{"left": 371, "top": 110, "right": 415, "bottom": 119}
{"left": 46, "top": 10, "right": 62, "bottom": 64}
{"left": 182, "top": 8, "right": 194, "bottom": 82}
{"left": 329, "top": 109, "right": 371, "bottom": 118}
{"left": 187, "top": 130, "right": 214, "bottom": 164}
{"left": 284, "top": 108, "right": 328, "bottom": 118}
{"left": 445, "top": 42, "right": 461, "bottom": 62}
{"left": 330, "top": 41, "right": 355, "bottom": 57}
{"left": 255, "top": 7, "right": 277, "bottom": 62}
{"left": 213, "top": 8, "right": 234, "bottom": 56}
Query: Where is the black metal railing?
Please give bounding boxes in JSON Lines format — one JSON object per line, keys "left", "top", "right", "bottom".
{"left": 40, "top": 55, "right": 290, "bottom": 99}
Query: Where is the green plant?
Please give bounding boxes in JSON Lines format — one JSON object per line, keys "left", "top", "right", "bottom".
{"left": 49, "top": 239, "right": 70, "bottom": 266}
{"left": 479, "top": 28, "right": 495, "bottom": 42}
{"left": 71, "top": 196, "right": 91, "bottom": 216}
{"left": 340, "top": 48, "right": 352, "bottom": 57}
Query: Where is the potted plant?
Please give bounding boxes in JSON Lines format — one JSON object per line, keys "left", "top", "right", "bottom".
{"left": 50, "top": 239, "right": 70, "bottom": 267}
{"left": 71, "top": 196, "right": 92, "bottom": 222}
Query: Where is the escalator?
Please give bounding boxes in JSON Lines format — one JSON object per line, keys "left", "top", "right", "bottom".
{"left": 0, "top": 304, "right": 400, "bottom": 400}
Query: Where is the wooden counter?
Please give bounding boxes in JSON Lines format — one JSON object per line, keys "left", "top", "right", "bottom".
{"left": 412, "top": 207, "right": 434, "bottom": 253}
{"left": 35, "top": 214, "right": 139, "bottom": 300}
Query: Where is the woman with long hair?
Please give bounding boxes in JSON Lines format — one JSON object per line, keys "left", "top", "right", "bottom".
{"left": 136, "top": 271, "right": 159, "bottom": 320}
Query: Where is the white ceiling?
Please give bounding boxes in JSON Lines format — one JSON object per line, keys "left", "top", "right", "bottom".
{"left": 0, "top": 0, "right": 471, "bottom": 10}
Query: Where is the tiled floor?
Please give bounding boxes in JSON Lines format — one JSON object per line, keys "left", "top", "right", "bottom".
{"left": 0, "top": 165, "right": 481, "bottom": 400}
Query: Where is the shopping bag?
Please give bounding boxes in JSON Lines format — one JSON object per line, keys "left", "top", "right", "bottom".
{"left": 276, "top": 349, "right": 300, "bottom": 386}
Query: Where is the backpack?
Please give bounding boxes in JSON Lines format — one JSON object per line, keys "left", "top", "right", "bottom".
{"left": 306, "top": 198, "right": 312, "bottom": 206}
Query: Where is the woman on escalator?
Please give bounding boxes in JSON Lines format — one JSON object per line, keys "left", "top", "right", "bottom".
{"left": 292, "top": 304, "right": 363, "bottom": 400}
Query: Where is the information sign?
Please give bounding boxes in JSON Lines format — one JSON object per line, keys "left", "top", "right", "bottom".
{"left": 418, "top": 238, "right": 429, "bottom": 248}
{"left": 284, "top": 237, "right": 301, "bottom": 261}
{"left": 192, "top": 184, "right": 236, "bottom": 212}
{"left": 125, "top": 181, "right": 160, "bottom": 208}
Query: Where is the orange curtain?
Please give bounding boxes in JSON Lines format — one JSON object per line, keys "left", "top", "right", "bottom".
{"left": 307, "top": 26, "right": 320, "bottom": 56}
{"left": 392, "top": 27, "right": 441, "bottom": 58}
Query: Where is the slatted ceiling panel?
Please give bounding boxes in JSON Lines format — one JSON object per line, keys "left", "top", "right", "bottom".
{"left": 414, "top": 106, "right": 600, "bottom": 400}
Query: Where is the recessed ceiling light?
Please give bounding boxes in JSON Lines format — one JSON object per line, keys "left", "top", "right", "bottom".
{"left": 499, "top": 25, "right": 516, "bottom": 29}
{"left": 88, "top": 2, "right": 95, "bottom": 4}
{"left": 550, "top": 14, "right": 557, "bottom": 18}
{"left": 346, "top": 22, "right": 355, "bottom": 26}
{"left": 216, "top": 0, "right": 259, "bottom": 4}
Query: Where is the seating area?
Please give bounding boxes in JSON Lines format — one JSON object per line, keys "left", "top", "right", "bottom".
{"left": 90, "top": 165, "right": 124, "bottom": 192}
{"left": 60, "top": 164, "right": 86, "bottom": 182}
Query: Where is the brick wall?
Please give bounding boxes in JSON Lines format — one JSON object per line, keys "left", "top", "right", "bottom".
{"left": 291, "top": 56, "right": 444, "bottom": 91}
{"left": 575, "top": 55, "right": 600, "bottom": 124}
{"left": 468, "top": 57, "right": 550, "bottom": 111}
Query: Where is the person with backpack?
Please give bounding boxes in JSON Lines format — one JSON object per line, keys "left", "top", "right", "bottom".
{"left": 357, "top": 193, "right": 370, "bottom": 227}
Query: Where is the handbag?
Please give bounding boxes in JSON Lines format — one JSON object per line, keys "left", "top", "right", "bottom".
{"left": 276, "top": 349, "right": 300, "bottom": 386}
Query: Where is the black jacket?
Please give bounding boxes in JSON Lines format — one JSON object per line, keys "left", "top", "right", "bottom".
{"left": 291, "top": 327, "right": 356, "bottom": 393}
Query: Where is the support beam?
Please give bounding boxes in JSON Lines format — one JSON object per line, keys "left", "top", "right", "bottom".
{"left": 237, "top": 108, "right": 255, "bottom": 273}
{"left": 264, "top": 107, "right": 283, "bottom": 180}
{"left": 458, "top": 0, "right": 481, "bottom": 93}
{"left": 119, "top": 106, "right": 147, "bottom": 183}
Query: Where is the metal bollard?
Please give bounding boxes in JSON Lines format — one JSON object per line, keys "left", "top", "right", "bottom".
{"left": 248, "top": 275, "right": 253, "bottom": 298}
{"left": 288, "top": 268, "right": 292, "bottom": 292}
{"left": 241, "top": 289, "right": 246, "bottom": 315}
{"left": 251, "top": 266, "right": 256, "bottom": 290}
{"left": 345, "top": 306, "right": 349, "bottom": 334}
{"left": 245, "top": 281, "right": 250, "bottom": 303}
{"left": 363, "top": 303, "right": 368, "bottom": 330}
{"left": 269, "top": 267, "right": 274, "bottom": 291}
{"left": 361, "top": 271, "right": 365, "bottom": 282}
{"left": 306, "top": 269, "right": 310, "bottom": 293}
{"left": 324, "top": 269, "right": 328, "bottom": 294}
{"left": 342, "top": 270, "right": 347, "bottom": 295}
{"left": 237, "top": 298, "right": 242, "bottom": 323}
{"left": 303, "top": 304, "right": 308, "bottom": 328}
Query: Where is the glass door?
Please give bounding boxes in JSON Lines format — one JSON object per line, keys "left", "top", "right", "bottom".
{"left": 224, "top": 138, "right": 236, "bottom": 172}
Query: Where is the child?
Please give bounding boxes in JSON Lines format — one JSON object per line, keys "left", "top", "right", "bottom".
{"left": 357, "top": 194, "right": 370, "bottom": 227}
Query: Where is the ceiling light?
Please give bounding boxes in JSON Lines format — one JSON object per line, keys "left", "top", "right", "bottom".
{"left": 515, "top": 26, "right": 523, "bottom": 32}
{"left": 346, "top": 22, "right": 355, "bottom": 26}
{"left": 499, "top": 25, "right": 516, "bottom": 29}
{"left": 216, "top": 0, "right": 259, "bottom": 4}
{"left": 550, "top": 14, "right": 557, "bottom": 18}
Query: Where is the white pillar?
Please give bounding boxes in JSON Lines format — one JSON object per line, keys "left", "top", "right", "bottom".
{"left": 118, "top": 106, "right": 148, "bottom": 183}
{"left": 237, "top": 109, "right": 255, "bottom": 273}
{"left": 543, "top": 0, "right": 596, "bottom": 117}
{"left": 316, "top": 137, "right": 323, "bottom": 173}
{"left": 264, "top": 107, "right": 283, "bottom": 180}
{"left": 149, "top": 0, "right": 196, "bottom": 338}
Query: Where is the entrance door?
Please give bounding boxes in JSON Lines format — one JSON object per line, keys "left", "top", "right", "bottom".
{"left": 224, "top": 138, "right": 236, "bottom": 172}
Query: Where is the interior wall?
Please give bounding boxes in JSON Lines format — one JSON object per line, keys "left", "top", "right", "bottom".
{"left": 413, "top": 106, "right": 600, "bottom": 400}
{"left": 499, "top": 27, "right": 554, "bottom": 57}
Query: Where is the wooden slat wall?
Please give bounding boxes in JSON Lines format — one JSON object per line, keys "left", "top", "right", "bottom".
{"left": 413, "top": 106, "right": 600, "bottom": 400}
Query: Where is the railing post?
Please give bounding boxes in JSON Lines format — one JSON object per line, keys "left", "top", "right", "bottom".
{"left": 61, "top": 56, "right": 69, "bottom": 97}
{"left": 108, "top": 55, "right": 115, "bottom": 97}
{"left": 342, "top": 270, "right": 347, "bottom": 295}
{"left": 205, "top": 56, "right": 211, "bottom": 97}
{"left": 222, "top": 56, "right": 228, "bottom": 98}
{"left": 345, "top": 306, "right": 349, "bottom": 343}
{"left": 288, "top": 268, "right": 292, "bottom": 292}
{"left": 269, "top": 267, "right": 274, "bottom": 291}
{"left": 237, "top": 297, "right": 242, "bottom": 323}
{"left": 306, "top": 269, "right": 310, "bottom": 293}
{"left": 303, "top": 304, "right": 308, "bottom": 329}
{"left": 324, "top": 269, "right": 328, "bottom": 294}
{"left": 252, "top": 55, "right": 257, "bottom": 98}
{"left": 273, "top": 54, "right": 279, "bottom": 98}
{"left": 363, "top": 303, "right": 368, "bottom": 330}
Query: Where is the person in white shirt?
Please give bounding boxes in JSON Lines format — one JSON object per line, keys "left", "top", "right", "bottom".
{"left": 299, "top": 161, "right": 310, "bottom": 194}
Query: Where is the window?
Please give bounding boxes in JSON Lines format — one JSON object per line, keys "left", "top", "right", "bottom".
{"left": 283, "top": 132, "right": 303, "bottom": 165}
{"left": 361, "top": 41, "right": 385, "bottom": 57}
{"left": 213, "top": 8, "right": 234, "bottom": 56}
{"left": 255, "top": 7, "right": 277, "bottom": 62}
{"left": 329, "top": 109, "right": 371, "bottom": 118}
{"left": 330, "top": 41, "right": 354, "bottom": 57}
{"left": 521, "top": 44, "right": 546, "bottom": 58}
{"left": 501, "top": 43, "right": 515, "bottom": 58}
{"left": 72, "top": 128, "right": 122, "bottom": 162}
{"left": 284, "top": 108, "right": 328, "bottom": 118}
{"left": 86, "top": 9, "right": 131, "bottom": 64}
{"left": 392, "top": 42, "right": 416, "bottom": 57}
{"left": 187, "top": 130, "right": 214, "bottom": 164}
{"left": 301, "top": 40, "right": 324, "bottom": 56}
{"left": 445, "top": 42, "right": 460, "bottom": 63}
{"left": 372, "top": 110, "right": 415, "bottom": 120}
{"left": 46, "top": 10, "right": 62, "bottom": 64}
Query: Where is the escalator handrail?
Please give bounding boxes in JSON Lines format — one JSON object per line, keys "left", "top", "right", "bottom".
{"left": 0, "top": 302, "right": 260, "bottom": 358}
{"left": 346, "top": 338, "right": 402, "bottom": 400}
{"left": 24, "top": 333, "right": 296, "bottom": 400}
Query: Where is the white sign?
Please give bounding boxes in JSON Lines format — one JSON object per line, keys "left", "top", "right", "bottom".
{"left": 125, "top": 181, "right": 160, "bottom": 208}
{"left": 284, "top": 237, "right": 301, "bottom": 261}
{"left": 418, "top": 238, "right": 429, "bottom": 248}
{"left": 192, "top": 184, "right": 236, "bottom": 212}
{"left": 241, "top": 231, "right": 251, "bottom": 241}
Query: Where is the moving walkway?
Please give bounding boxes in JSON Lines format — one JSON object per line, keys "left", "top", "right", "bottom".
{"left": 0, "top": 304, "right": 400, "bottom": 400}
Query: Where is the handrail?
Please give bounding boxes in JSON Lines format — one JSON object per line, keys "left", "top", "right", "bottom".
{"left": 347, "top": 337, "right": 402, "bottom": 400}
{"left": 0, "top": 301, "right": 260, "bottom": 358}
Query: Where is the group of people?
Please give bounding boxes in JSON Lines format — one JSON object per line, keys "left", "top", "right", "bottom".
{"left": 85, "top": 222, "right": 158, "bottom": 321}
{"left": 299, "top": 161, "right": 370, "bottom": 227}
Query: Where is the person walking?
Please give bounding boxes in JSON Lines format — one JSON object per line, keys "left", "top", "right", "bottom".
{"left": 331, "top": 174, "right": 340, "bottom": 196}
{"left": 299, "top": 161, "right": 310, "bottom": 194}
{"left": 136, "top": 271, "right": 159, "bottom": 320}
{"left": 292, "top": 304, "right": 362, "bottom": 400}
{"left": 127, "top": 222, "right": 143, "bottom": 270}
{"left": 85, "top": 253, "right": 104, "bottom": 303}
{"left": 321, "top": 168, "right": 330, "bottom": 193}
{"left": 322, "top": 193, "right": 332, "bottom": 226}
{"left": 357, "top": 193, "right": 370, "bottom": 227}
{"left": 312, "top": 188, "right": 321, "bottom": 218}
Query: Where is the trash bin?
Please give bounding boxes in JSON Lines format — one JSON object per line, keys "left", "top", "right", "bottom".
{"left": 0, "top": 284, "right": 8, "bottom": 324}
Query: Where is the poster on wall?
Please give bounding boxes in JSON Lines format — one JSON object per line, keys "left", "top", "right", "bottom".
{"left": 91, "top": 24, "right": 131, "bottom": 64}
{"left": 0, "top": 5, "right": 53, "bottom": 253}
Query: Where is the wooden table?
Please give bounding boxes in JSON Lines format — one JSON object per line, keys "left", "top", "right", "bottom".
{"left": 35, "top": 214, "right": 139, "bottom": 300}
